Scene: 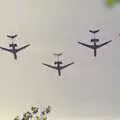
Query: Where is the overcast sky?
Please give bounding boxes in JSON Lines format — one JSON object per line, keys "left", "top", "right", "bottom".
{"left": 0, "top": 0, "right": 120, "bottom": 120}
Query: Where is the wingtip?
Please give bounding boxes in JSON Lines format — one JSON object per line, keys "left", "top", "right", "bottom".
{"left": 26, "top": 44, "right": 31, "bottom": 47}
{"left": 72, "top": 62, "right": 74, "bottom": 64}
{"left": 77, "top": 41, "right": 83, "bottom": 45}
{"left": 42, "top": 63, "right": 46, "bottom": 65}
{"left": 108, "top": 40, "right": 112, "bottom": 43}
{"left": 28, "top": 44, "right": 31, "bottom": 46}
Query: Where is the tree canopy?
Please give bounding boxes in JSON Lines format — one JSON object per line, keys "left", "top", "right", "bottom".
{"left": 13, "top": 105, "right": 51, "bottom": 120}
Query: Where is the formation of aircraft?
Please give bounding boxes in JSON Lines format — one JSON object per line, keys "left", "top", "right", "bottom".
{"left": 0, "top": 34, "right": 30, "bottom": 60}
{"left": 78, "top": 29, "right": 112, "bottom": 57}
{"left": 0, "top": 29, "right": 113, "bottom": 76}
{"left": 42, "top": 53, "right": 74, "bottom": 76}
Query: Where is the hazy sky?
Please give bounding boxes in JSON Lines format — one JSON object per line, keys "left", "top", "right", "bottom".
{"left": 0, "top": 0, "right": 120, "bottom": 120}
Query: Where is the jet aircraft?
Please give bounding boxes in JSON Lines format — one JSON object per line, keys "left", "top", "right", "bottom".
{"left": 42, "top": 53, "right": 74, "bottom": 76}
{"left": 0, "top": 34, "right": 31, "bottom": 60}
{"left": 78, "top": 29, "right": 112, "bottom": 57}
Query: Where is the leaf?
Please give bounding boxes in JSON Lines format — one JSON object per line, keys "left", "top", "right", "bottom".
{"left": 46, "top": 106, "right": 51, "bottom": 114}
{"left": 31, "top": 106, "right": 39, "bottom": 114}
{"left": 22, "top": 111, "right": 33, "bottom": 120}
{"left": 13, "top": 116, "right": 20, "bottom": 120}
{"left": 43, "top": 116, "right": 47, "bottom": 120}
{"left": 36, "top": 116, "right": 41, "bottom": 120}
{"left": 106, "top": 0, "right": 115, "bottom": 6}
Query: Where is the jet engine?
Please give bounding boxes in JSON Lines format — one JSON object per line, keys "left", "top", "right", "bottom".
{"left": 9, "top": 44, "right": 17, "bottom": 47}
{"left": 91, "top": 39, "right": 99, "bottom": 42}
{"left": 54, "top": 61, "right": 63, "bottom": 64}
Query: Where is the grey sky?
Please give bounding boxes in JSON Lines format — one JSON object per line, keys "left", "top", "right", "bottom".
{"left": 0, "top": 0, "right": 119, "bottom": 120}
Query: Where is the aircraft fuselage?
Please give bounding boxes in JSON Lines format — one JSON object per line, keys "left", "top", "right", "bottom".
{"left": 54, "top": 61, "right": 62, "bottom": 76}
{"left": 91, "top": 39, "right": 99, "bottom": 57}
{"left": 9, "top": 43, "right": 18, "bottom": 60}
{"left": 93, "top": 41, "right": 97, "bottom": 57}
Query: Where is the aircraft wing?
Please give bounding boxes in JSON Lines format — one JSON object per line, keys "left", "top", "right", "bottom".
{"left": 78, "top": 42, "right": 94, "bottom": 49}
{"left": 60, "top": 62, "right": 74, "bottom": 69}
{"left": 0, "top": 47, "right": 13, "bottom": 53}
{"left": 42, "top": 63, "right": 57, "bottom": 69}
{"left": 96, "top": 40, "right": 112, "bottom": 49}
{"left": 16, "top": 44, "right": 31, "bottom": 52}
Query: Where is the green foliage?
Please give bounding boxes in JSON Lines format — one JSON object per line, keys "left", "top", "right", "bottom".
{"left": 13, "top": 116, "right": 20, "bottom": 120}
{"left": 106, "top": 0, "right": 120, "bottom": 7}
{"left": 13, "top": 105, "right": 51, "bottom": 120}
{"left": 31, "top": 106, "right": 39, "bottom": 114}
{"left": 106, "top": 0, "right": 115, "bottom": 6}
{"left": 45, "top": 106, "right": 51, "bottom": 114}
{"left": 36, "top": 116, "right": 41, "bottom": 120}
{"left": 22, "top": 111, "right": 33, "bottom": 120}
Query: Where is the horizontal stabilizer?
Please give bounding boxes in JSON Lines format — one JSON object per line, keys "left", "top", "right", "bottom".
{"left": 89, "top": 29, "right": 100, "bottom": 34}
{"left": 53, "top": 53, "right": 63, "bottom": 57}
{"left": 7, "top": 34, "right": 18, "bottom": 39}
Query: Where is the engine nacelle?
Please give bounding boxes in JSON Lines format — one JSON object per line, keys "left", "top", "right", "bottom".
{"left": 54, "top": 61, "right": 62, "bottom": 64}
{"left": 14, "top": 44, "right": 17, "bottom": 47}
{"left": 91, "top": 39, "right": 99, "bottom": 42}
{"left": 54, "top": 61, "right": 58, "bottom": 64}
{"left": 59, "top": 61, "right": 62, "bottom": 64}
{"left": 9, "top": 44, "right": 17, "bottom": 47}
{"left": 9, "top": 44, "right": 13, "bottom": 47}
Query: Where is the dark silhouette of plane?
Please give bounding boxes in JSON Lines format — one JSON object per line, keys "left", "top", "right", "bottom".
{"left": 0, "top": 34, "right": 31, "bottom": 60}
{"left": 78, "top": 29, "right": 112, "bottom": 57}
{"left": 42, "top": 53, "right": 74, "bottom": 76}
